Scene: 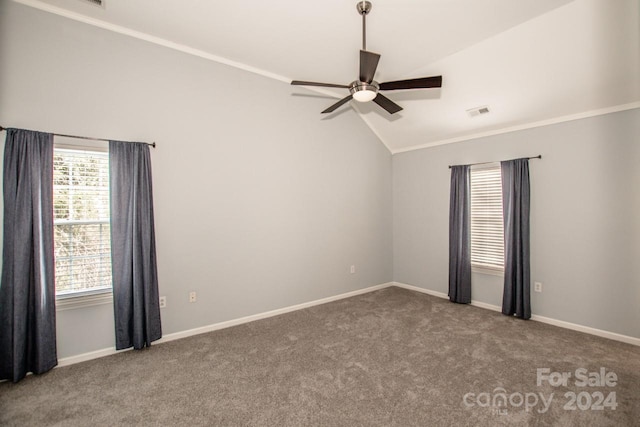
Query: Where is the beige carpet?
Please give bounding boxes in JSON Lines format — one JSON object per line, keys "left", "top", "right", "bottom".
{"left": 1, "top": 286, "right": 638, "bottom": 426}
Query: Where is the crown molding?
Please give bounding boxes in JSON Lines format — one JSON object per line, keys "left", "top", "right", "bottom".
{"left": 12, "top": 1, "right": 638, "bottom": 156}
{"left": 391, "top": 101, "right": 640, "bottom": 155}
{"left": 12, "top": 0, "right": 291, "bottom": 84}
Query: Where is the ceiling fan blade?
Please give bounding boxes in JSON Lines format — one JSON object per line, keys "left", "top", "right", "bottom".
{"left": 359, "top": 50, "right": 381, "bottom": 83}
{"left": 373, "top": 93, "right": 403, "bottom": 114}
{"left": 291, "top": 80, "right": 350, "bottom": 89}
{"left": 379, "top": 76, "right": 442, "bottom": 91}
{"left": 322, "top": 95, "right": 353, "bottom": 114}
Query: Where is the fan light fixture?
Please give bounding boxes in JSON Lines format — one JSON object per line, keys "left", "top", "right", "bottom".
{"left": 352, "top": 90, "right": 376, "bottom": 102}
{"left": 350, "top": 81, "right": 379, "bottom": 102}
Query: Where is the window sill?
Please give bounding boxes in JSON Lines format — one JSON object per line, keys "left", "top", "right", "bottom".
{"left": 472, "top": 266, "right": 504, "bottom": 277}
{"left": 56, "top": 289, "right": 113, "bottom": 311}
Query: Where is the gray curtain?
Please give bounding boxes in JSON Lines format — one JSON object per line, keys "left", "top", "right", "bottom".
{"left": 501, "top": 158, "right": 531, "bottom": 319}
{"left": 109, "top": 141, "right": 162, "bottom": 350}
{"left": 0, "top": 128, "right": 57, "bottom": 382}
{"left": 448, "top": 165, "right": 472, "bottom": 303}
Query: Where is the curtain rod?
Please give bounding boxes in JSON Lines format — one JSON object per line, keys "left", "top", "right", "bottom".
{"left": 448, "top": 155, "right": 541, "bottom": 169}
{"left": 0, "top": 126, "right": 156, "bottom": 148}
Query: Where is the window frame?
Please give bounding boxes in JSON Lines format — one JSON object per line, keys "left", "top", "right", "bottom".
{"left": 53, "top": 137, "right": 113, "bottom": 309}
{"left": 469, "top": 162, "right": 505, "bottom": 276}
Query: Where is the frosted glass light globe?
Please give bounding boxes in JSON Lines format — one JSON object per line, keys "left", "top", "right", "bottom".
{"left": 352, "top": 89, "right": 377, "bottom": 102}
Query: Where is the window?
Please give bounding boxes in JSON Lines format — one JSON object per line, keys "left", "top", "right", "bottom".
{"left": 470, "top": 164, "right": 504, "bottom": 272}
{"left": 53, "top": 145, "right": 112, "bottom": 297}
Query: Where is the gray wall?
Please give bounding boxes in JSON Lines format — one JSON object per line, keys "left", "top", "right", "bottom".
{"left": 1, "top": 2, "right": 637, "bottom": 362}
{"left": 393, "top": 108, "right": 640, "bottom": 338}
{"left": 0, "top": 2, "right": 393, "bottom": 358}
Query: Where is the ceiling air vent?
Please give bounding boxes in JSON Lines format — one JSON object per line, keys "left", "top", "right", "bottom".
{"left": 79, "top": 0, "right": 105, "bottom": 8}
{"left": 467, "top": 105, "right": 490, "bottom": 118}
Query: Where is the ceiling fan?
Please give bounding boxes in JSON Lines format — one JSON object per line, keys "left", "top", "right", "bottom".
{"left": 291, "top": 1, "right": 442, "bottom": 115}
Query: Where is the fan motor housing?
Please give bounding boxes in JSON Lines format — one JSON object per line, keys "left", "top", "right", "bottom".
{"left": 349, "top": 80, "right": 379, "bottom": 101}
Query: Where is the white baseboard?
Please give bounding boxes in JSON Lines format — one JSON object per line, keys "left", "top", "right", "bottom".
{"left": 392, "top": 281, "right": 640, "bottom": 347}
{"left": 57, "top": 346, "right": 131, "bottom": 367}
{"left": 392, "top": 281, "right": 449, "bottom": 300}
{"left": 155, "top": 282, "right": 393, "bottom": 344}
{"left": 529, "top": 314, "right": 640, "bottom": 346}
{"left": 58, "top": 280, "right": 639, "bottom": 367}
{"left": 57, "top": 282, "right": 394, "bottom": 367}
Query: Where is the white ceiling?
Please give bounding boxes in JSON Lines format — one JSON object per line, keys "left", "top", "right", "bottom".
{"left": 14, "top": 0, "right": 640, "bottom": 153}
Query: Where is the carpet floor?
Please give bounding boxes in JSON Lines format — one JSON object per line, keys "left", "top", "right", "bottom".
{"left": 1, "top": 286, "right": 638, "bottom": 426}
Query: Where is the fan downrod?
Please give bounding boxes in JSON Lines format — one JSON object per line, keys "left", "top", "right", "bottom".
{"left": 357, "top": 1, "right": 372, "bottom": 50}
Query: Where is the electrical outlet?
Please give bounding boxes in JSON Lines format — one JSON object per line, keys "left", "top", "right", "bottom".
{"left": 350, "top": 265, "right": 356, "bottom": 274}
{"left": 189, "top": 291, "right": 197, "bottom": 303}
{"left": 159, "top": 296, "right": 167, "bottom": 308}
{"left": 534, "top": 282, "right": 542, "bottom": 293}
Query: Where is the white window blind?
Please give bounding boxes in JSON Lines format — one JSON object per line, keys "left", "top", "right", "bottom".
{"left": 470, "top": 164, "right": 504, "bottom": 271}
{"left": 53, "top": 148, "right": 112, "bottom": 296}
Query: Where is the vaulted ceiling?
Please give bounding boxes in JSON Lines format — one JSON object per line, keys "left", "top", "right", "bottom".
{"left": 14, "top": 0, "right": 640, "bottom": 153}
